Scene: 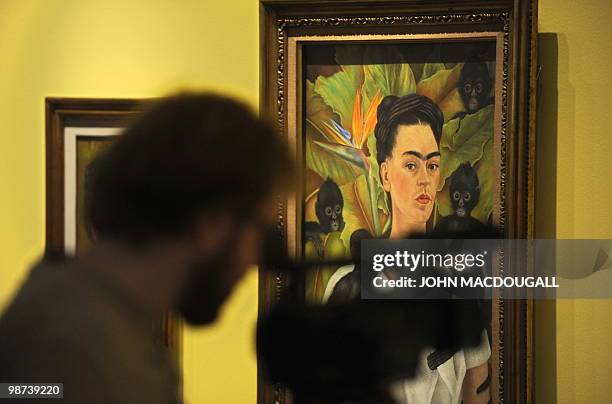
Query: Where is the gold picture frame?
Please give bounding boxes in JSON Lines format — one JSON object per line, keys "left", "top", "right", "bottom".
{"left": 259, "top": 1, "right": 538, "bottom": 403}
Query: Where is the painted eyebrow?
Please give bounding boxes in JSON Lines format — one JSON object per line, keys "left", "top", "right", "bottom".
{"left": 403, "top": 151, "right": 441, "bottom": 160}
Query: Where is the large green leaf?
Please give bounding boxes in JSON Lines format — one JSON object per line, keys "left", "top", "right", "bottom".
{"left": 472, "top": 137, "right": 494, "bottom": 222}
{"left": 366, "top": 128, "right": 389, "bottom": 217}
{"left": 305, "top": 81, "right": 364, "bottom": 186}
{"left": 334, "top": 46, "right": 415, "bottom": 104}
{"left": 305, "top": 132, "right": 365, "bottom": 187}
{"left": 304, "top": 232, "right": 346, "bottom": 303}
{"left": 362, "top": 46, "right": 416, "bottom": 104}
{"left": 417, "top": 46, "right": 445, "bottom": 82}
{"left": 438, "top": 104, "right": 494, "bottom": 188}
{"left": 312, "top": 141, "right": 367, "bottom": 170}
{"left": 416, "top": 63, "right": 465, "bottom": 122}
{"left": 436, "top": 105, "right": 494, "bottom": 219}
{"left": 339, "top": 174, "right": 390, "bottom": 249}
{"left": 305, "top": 80, "right": 338, "bottom": 128}
{"left": 314, "top": 63, "right": 363, "bottom": 131}
{"left": 421, "top": 62, "right": 446, "bottom": 82}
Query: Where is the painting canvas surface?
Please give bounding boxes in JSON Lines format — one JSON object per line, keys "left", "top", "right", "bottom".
{"left": 302, "top": 41, "right": 498, "bottom": 302}
{"left": 75, "top": 136, "right": 115, "bottom": 253}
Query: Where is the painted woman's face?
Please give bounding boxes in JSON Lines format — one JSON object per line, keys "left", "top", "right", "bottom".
{"left": 380, "top": 123, "right": 441, "bottom": 226}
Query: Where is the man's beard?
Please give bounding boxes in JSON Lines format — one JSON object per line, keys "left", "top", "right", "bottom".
{"left": 175, "top": 240, "right": 238, "bottom": 326}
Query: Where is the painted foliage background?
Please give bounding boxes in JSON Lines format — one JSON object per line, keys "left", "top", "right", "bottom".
{"left": 302, "top": 42, "right": 496, "bottom": 301}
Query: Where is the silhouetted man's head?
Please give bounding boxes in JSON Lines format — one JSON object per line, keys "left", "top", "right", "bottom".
{"left": 86, "top": 93, "right": 292, "bottom": 325}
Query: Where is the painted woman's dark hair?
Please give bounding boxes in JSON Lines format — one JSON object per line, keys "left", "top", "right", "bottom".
{"left": 374, "top": 94, "right": 443, "bottom": 165}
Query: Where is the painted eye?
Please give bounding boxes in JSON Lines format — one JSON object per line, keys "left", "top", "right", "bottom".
{"left": 475, "top": 83, "right": 483, "bottom": 94}
{"left": 453, "top": 191, "right": 461, "bottom": 201}
{"left": 463, "top": 192, "right": 471, "bottom": 201}
{"left": 464, "top": 83, "right": 472, "bottom": 94}
{"left": 325, "top": 206, "right": 332, "bottom": 216}
{"left": 334, "top": 205, "right": 341, "bottom": 214}
{"left": 428, "top": 162, "right": 439, "bottom": 172}
{"left": 406, "top": 162, "right": 417, "bottom": 170}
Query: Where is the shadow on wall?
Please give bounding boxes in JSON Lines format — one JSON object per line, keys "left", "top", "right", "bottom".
{"left": 536, "top": 33, "right": 558, "bottom": 240}
{"left": 535, "top": 32, "right": 559, "bottom": 404}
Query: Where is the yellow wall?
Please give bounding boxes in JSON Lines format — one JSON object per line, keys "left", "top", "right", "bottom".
{"left": 0, "top": 1, "right": 259, "bottom": 403}
{"left": 1, "top": 1, "right": 611, "bottom": 404}
{"left": 537, "top": 0, "right": 612, "bottom": 403}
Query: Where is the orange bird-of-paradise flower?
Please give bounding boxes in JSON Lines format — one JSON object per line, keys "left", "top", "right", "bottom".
{"left": 314, "top": 87, "right": 382, "bottom": 150}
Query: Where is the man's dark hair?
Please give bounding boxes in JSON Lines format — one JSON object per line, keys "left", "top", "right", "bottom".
{"left": 86, "top": 92, "right": 292, "bottom": 243}
{"left": 374, "top": 94, "right": 443, "bottom": 165}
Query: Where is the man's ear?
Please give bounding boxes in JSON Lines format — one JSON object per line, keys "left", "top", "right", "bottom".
{"left": 380, "top": 161, "right": 391, "bottom": 192}
{"left": 193, "top": 211, "right": 235, "bottom": 256}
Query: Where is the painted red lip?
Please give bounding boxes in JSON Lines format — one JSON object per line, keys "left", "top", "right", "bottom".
{"left": 416, "top": 194, "right": 432, "bottom": 204}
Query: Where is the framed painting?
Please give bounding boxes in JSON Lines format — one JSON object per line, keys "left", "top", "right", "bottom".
{"left": 45, "top": 98, "right": 181, "bottom": 361}
{"left": 259, "top": 1, "right": 537, "bottom": 403}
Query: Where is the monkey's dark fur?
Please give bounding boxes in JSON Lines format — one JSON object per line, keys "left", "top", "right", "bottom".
{"left": 327, "top": 229, "right": 372, "bottom": 303}
{"left": 455, "top": 57, "right": 493, "bottom": 120}
{"left": 304, "top": 178, "right": 345, "bottom": 256}
{"left": 434, "top": 163, "right": 485, "bottom": 235}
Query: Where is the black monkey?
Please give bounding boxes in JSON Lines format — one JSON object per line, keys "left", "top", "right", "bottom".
{"left": 327, "top": 229, "right": 373, "bottom": 304}
{"left": 457, "top": 57, "right": 493, "bottom": 116}
{"left": 304, "top": 178, "right": 345, "bottom": 256}
{"left": 315, "top": 178, "right": 345, "bottom": 233}
{"left": 434, "top": 163, "right": 484, "bottom": 235}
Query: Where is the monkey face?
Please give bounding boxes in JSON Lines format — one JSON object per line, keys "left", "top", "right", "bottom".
{"left": 449, "top": 163, "right": 480, "bottom": 219}
{"left": 315, "top": 179, "right": 345, "bottom": 234}
{"left": 459, "top": 61, "right": 491, "bottom": 113}
{"left": 452, "top": 190, "right": 474, "bottom": 217}
{"left": 324, "top": 204, "right": 343, "bottom": 232}
{"left": 463, "top": 80, "right": 485, "bottom": 112}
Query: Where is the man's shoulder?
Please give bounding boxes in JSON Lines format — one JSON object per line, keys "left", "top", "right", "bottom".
{"left": 0, "top": 260, "right": 98, "bottom": 378}
{"left": 0, "top": 260, "right": 180, "bottom": 403}
{"left": 0, "top": 258, "right": 146, "bottom": 350}
{"left": 1, "top": 260, "right": 101, "bottom": 343}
